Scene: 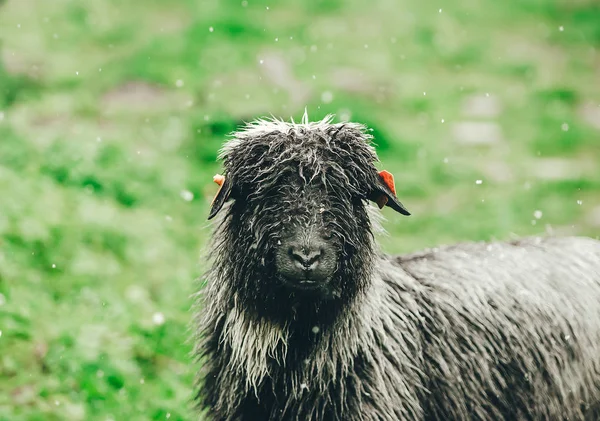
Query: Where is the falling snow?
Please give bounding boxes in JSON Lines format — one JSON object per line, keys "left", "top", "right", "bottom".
{"left": 3, "top": 3, "right": 597, "bottom": 419}
{"left": 338, "top": 109, "right": 351, "bottom": 121}
{"left": 321, "top": 91, "right": 333, "bottom": 104}
{"left": 153, "top": 312, "right": 166, "bottom": 326}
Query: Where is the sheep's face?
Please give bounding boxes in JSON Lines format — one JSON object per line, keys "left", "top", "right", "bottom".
{"left": 208, "top": 117, "right": 409, "bottom": 314}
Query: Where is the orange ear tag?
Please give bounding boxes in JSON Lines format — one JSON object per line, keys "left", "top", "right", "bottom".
{"left": 378, "top": 170, "right": 396, "bottom": 195}
{"left": 211, "top": 174, "right": 225, "bottom": 206}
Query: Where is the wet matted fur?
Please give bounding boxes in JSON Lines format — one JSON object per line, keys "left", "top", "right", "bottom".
{"left": 193, "top": 114, "right": 600, "bottom": 421}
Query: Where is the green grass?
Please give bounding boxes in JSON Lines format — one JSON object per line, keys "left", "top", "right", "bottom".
{"left": 0, "top": 0, "right": 599, "bottom": 419}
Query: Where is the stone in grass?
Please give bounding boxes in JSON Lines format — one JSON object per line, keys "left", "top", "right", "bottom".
{"left": 587, "top": 206, "right": 600, "bottom": 228}
{"left": 478, "top": 160, "right": 514, "bottom": 183}
{"left": 461, "top": 94, "right": 503, "bottom": 118}
{"left": 579, "top": 102, "right": 600, "bottom": 131}
{"left": 529, "top": 158, "right": 581, "bottom": 180}
{"left": 451, "top": 121, "right": 503, "bottom": 145}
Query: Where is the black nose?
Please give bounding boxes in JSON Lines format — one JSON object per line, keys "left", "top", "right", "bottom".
{"left": 276, "top": 236, "right": 335, "bottom": 287}
{"left": 289, "top": 246, "right": 323, "bottom": 271}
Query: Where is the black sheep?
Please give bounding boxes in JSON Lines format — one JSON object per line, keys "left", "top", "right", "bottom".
{"left": 194, "top": 114, "right": 600, "bottom": 420}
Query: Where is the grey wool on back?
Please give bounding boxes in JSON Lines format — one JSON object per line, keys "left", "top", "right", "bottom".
{"left": 193, "top": 114, "right": 600, "bottom": 421}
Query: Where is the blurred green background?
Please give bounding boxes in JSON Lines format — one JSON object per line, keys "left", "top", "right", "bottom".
{"left": 0, "top": 0, "right": 599, "bottom": 419}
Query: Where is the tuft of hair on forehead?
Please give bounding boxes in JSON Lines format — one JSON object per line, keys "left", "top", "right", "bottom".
{"left": 218, "top": 113, "right": 379, "bottom": 164}
{"left": 214, "top": 114, "right": 386, "bottom": 203}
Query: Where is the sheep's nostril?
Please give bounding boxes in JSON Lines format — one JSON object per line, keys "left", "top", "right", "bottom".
{"left": 277, "top": 239, "right": 333, "bottom": 285}
{"left": 290, "top": 246, "right": 322, "bottom": 269}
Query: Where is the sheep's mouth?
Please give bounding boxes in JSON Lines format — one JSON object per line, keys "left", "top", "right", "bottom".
{"left": 295, "top": 279, "right": 322, "bottom": 290}
{"left": 278, "top": 274, "right": 331, "bottom": 291}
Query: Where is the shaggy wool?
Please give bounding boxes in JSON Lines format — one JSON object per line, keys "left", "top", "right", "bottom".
{"left": 194, "top": 114, "right": 600, "bottom": 421}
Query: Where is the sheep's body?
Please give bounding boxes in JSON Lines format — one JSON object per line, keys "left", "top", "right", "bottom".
{"left": 396, "top": 236, "right": 600, "bottom": 420}
{"left": 194, "top": 116, "right": 600, "bottom": 421}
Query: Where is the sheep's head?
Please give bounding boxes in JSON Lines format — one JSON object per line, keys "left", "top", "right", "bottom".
{"left": 207, "top": 115, "right": 409, "bottom": 319}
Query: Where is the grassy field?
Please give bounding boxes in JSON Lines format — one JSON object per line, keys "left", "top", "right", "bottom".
{"left": 0, "top": 0, "right": 599, "bottom": 419}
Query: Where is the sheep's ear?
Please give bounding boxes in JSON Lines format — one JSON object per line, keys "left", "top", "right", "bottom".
{"left": 208, "top": 174, "right": 233, "bottom": 220}
{"left": 368, "top": 170, "right": 410, "bottom": 215}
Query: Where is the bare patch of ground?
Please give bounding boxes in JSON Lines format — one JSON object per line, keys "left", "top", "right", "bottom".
{"left": 587, "top": 206, "right": 600, "bottom": 227}
{"left": 1, "top": 49, "right": 43, "bottom": 79}
{"left": 579, "top": 101, "right": 600, "bottom": 131}
{"left": 100, "top": 81, "right": 193, "bottom": 115}
{"left": 259, "top": 51, "right": 312, "bottom": 109}
{"left": 102, "top": 81, "right": 167, "bottom": 111}
{"left": 329, "top": 67, "right": 389, "bottom": 99}
{"left": 527, "top": 156, "right": 599, "bottom": 180}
